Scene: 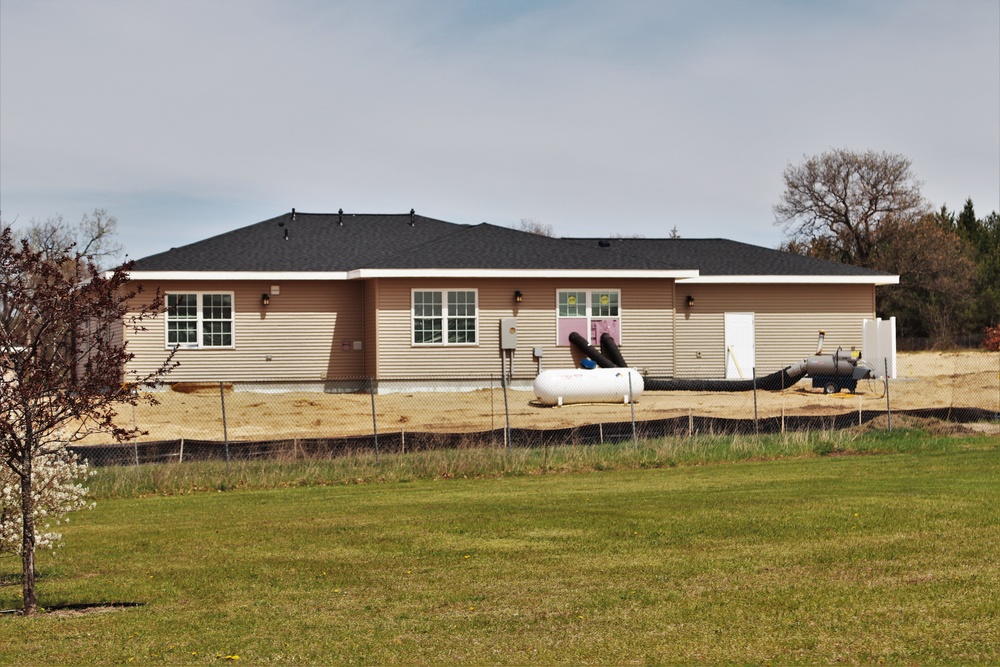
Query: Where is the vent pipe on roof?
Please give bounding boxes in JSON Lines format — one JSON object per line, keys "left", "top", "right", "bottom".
{"left": 338, "top": 208, "right": 343, "bottom": 226}
{"left": 409, "top": 208, "right": 415, "bottom": 226}
{"left": 291, "top": 208, "right": 296, "bottom": 220}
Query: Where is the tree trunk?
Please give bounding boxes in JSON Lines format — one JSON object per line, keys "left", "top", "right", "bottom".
{"left": 20, "top": 450, "right": 37, "bottom": 616}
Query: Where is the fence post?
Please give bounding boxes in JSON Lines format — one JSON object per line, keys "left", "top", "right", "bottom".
{"left": 629, "top": 372, "right": 638, "bottom": 450}
{"left": 501, "top": 354, "right": 511, "bottom": 453}
{"left": 884, "top": 359, "right": 892, "bottom": 432}
{"left": 780, "top": 370, "right": 786, "bottom": 435}
{"left": 369, "top": 377, "right": 380, "bottom": 464}
{"left": 133, "top": 437, "right": 140, "bottom": 479}
{"left": 132, "top": 398, "right": 140, "bottom": 479}
{"left": 490, "top": 374, "right": 496, "bottom": 448}
{"left": 752, "top": 367, "right": 759, "bottom": 438}
{"left": 179, "top": 437, "right": 184, "bottom": 464}
{"left": 220, "top": 381, "right": 230, "bottom": 474}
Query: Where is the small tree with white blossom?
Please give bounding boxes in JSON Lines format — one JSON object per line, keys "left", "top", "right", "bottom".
{"left": 1, "top": 224, "right": 175, "bottom": 615}
{"left": 0, "top": 446, "right": 93, "bottom": 556}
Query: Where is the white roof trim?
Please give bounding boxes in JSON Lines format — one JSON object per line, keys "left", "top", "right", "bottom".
{"left": 677, "top": 275, "right": 900, "bottom": 285}
{"left": 122, "top": 269, "right": 892, "bottom": 284}
{"left": 124, "top": 271, "right": 351, "bottom": 281}
{"left": 346, "top": 268, "right": 700, "bottom": 279}
{"left": 126, "top": 269, "right": 697, "bottom": 281}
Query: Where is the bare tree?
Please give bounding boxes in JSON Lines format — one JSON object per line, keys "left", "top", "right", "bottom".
{"left": 774, "top": 149, "right": 929, "bottom": 267}
{"left": 18, "top": 208, "right": 123, "bottom": 273}
{"left": 516, "top": 218, "right": 554, "bottom": 237}
{"left": 1, "top": 226, "right": 174, "bottom": 615}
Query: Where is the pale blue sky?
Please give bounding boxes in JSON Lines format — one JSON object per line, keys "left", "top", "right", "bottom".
{"left": 2, "top": 0, "right": 998, "bottom": 260}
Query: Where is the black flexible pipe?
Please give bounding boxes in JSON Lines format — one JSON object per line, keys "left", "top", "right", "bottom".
{"left": 644, "top": 365, "right": 806, "bottom": 392}
{"left": 568, "top": 331, "right": 617, "bottom": 368}
{"left": 600, "top": 333, "right": 628, "bottom": 367}
{"left": 569, "top": 330, "right": 807, "bottom": 392}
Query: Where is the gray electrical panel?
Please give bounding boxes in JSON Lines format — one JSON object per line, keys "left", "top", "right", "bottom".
{"left": 500, "top": 318, "right": 518, "bottom": 350}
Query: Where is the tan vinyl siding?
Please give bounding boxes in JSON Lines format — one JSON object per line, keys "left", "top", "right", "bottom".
{"left": 374, "top": 278, "right": 675, "bottom": 378}
{"left": 76, "top": 317, "right": 123, "bottom": 382}
{"left": 125, "top": 277, "right": 876, "bottom": 384}
{"left": 673, "top": 283, "right": 875, "bottom": 378}
{"left": 125, "top": 280, "right": 364, "bottom": 382}
{"left": 616, "top": 280, "right": 675, "bottom": 376}
{"left": 108, "top": 318, "right": 125, "bottom": 382}
{"left": 362, "top": 279, "right": 379, "bottom": 376}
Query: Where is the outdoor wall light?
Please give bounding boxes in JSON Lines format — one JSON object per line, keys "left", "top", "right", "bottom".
{"left": 261, "top": 293, "right": 270, "bottom": 307}
{"left": 686, "top": 295, "right": 695, "bottom": 307}
{"left": 514, "top": 290, "right": 523, "bottom": 303}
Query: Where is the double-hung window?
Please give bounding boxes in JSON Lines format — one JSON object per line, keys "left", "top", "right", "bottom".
{"left": 166, "top": 293, "right": 234, "bottom": 349}
{"left": 556, "top": 289, "right": 621, "bottom": 345}
{"left": 412, "top": 289, "right": 477, "bottom": 345}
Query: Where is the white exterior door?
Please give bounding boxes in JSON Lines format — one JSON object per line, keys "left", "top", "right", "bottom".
{"left": 724, "top": 312, "right": 755, "bottom": 379}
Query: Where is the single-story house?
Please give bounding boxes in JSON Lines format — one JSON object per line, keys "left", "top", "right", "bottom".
{"left": 122, "top": 210, "right": 898, "bottom": 386}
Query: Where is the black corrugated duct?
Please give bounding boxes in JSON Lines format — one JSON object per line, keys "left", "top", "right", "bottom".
{"left": 600, "top": 332, "right": 629, "bottom": 367}
{"left": 568, "top": 331, "right": 617, "bottom": 368}
{"left": 643, "top": 365, "right": 806, "bottom": 392}
{"left": 568, "top": 330, "right": 807, "bottom": 392}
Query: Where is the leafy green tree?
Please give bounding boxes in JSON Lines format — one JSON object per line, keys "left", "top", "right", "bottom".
{"left": 950, "top": 200, "right": 1000, "bottom": 332}
{"left": 875, "top": 213, "right": 977, "bottom": 341}
{"left": 972, "top": 211, "right": 1000, "bottom": 331}
{"left": 956, "top": 199, "right": 980, "bottom": 246}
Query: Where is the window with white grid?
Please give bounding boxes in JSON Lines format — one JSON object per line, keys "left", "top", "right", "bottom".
{"left": 412, "top": 289, "right": 477, "bottom": 345}
{"left": 166, "top": 292, "right": 234, "bottom": 349}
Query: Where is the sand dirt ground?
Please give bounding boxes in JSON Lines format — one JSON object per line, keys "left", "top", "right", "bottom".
{"left": 76, "top": 350, "right": 999, "bottom": 444}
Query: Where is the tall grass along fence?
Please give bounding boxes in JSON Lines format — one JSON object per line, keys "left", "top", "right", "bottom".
{"left": 70, "top": 350, "right": 999, "bottom": 468}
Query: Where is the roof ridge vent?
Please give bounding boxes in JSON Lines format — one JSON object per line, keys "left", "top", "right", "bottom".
{"left": 598, "top": 239, "right": 611, "bottom": 247}
{"left": 409, "top": 208, "right": 415, "bottom": 226}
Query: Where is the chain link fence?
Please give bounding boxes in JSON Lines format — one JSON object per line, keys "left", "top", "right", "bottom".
{"left": 70, "top": 350, "right": 1000, "bottom": 467}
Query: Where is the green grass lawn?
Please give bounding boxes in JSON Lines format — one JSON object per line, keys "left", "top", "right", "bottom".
{"left": 2, "top": 437, "right": 998, "bottom": 664}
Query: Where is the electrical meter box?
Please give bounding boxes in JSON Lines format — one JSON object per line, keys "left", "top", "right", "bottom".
{"left": 500, "top": 318, "right": 517, "bottom": 350}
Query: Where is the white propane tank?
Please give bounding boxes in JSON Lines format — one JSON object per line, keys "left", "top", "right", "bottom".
{"left": 533, "top": 368, "right": 644, "bottom": 406}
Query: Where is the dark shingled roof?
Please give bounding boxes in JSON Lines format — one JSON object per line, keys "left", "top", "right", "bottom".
{"left": 132, "top": 211, "right": 891, "bottom": 277}
{"left": 132, "top": 212, "right": 464, "bottom": 272}
{"left": 371, "top": 223, "right": 672, "bottom": 270}
{"left": 564, "top": 237, "right": 892, "bottom": 277}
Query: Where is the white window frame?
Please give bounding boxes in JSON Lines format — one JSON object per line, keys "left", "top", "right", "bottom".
{"left": 165, "top": 292, "right": 236, "bottom": 350}
{"left": 411, "top": 289, "right": 479, "bottom": 346}
{"left": 555, "top": 289, "right": 622, "bottom": 345}
{"left": 588, "top": 289, "right": 621, "bottom": 319}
